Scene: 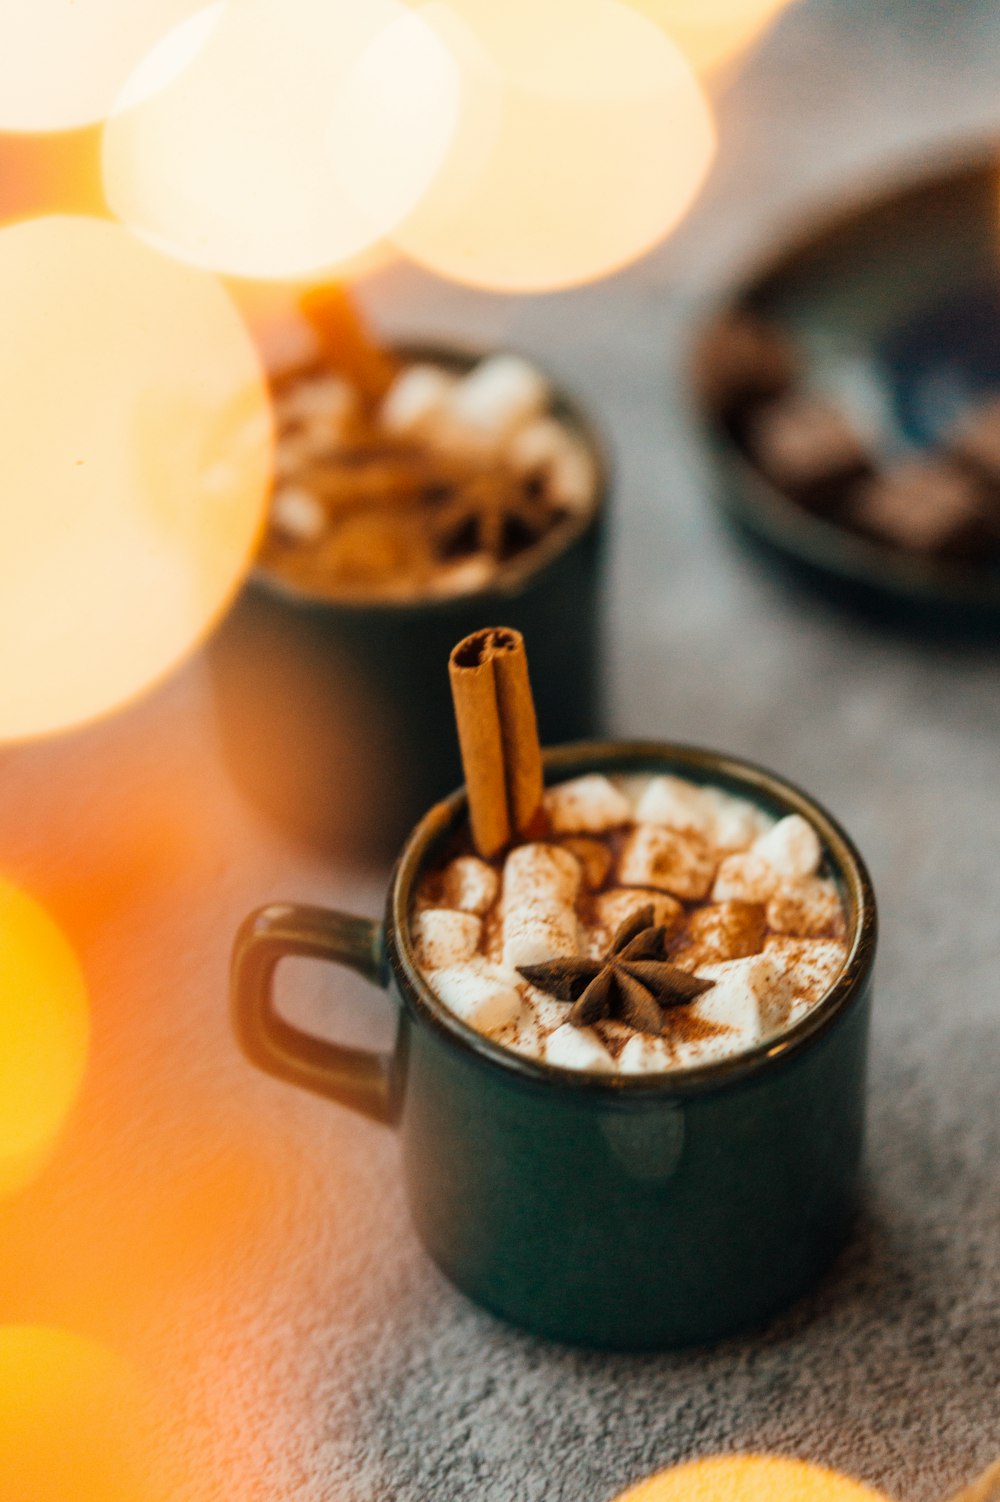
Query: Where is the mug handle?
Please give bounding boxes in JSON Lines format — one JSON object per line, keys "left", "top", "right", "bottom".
{"left": 231, "top": 903, "right": 395, "bottom": 1125}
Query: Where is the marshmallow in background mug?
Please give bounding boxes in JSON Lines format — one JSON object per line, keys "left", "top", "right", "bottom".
{"left": 544, "top": 774, "right": 632, "bottom": 834}
{"left": 271, "top": 484, "right": 326, "bottom": 543}
{"left": 438, "top": 354, "right": 549, "bottom": 456}
{"left": 507, "top": 417, "right": 596, "bottom": 512}
{"left": 502, "top": 842, "right": 581, "bottom": 967}
{"left": 379, "top": 363, "right": 456, "bottom": 439}
{"left": 413, "top": 908, "right": 482, "bottom": 970}
{"left": 754, "top": 814, "right": 822, "bottom": 879}
{"left": 278, "top": 372, "right": 355, "bottom": 430}
{"left": 428, "top": 959, "right": 524, "bottom": 1033}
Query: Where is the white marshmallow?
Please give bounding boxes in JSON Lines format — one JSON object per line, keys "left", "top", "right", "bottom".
{"left": 635, "top": 776, "right": 718, "bottom": 841}
{"left": 438, "top": 355, "right": 549, "bottom": 455}
{"left": 702, "top": 788, "right": 774, "bottom": 852}
{"left": 503, "top": 904, "right": 579, "bottom": 969}
{"left": 438, "top": 855, "right": 499, "bottom": 916}
{"left": 501, "top": 843, "right": 581, "bottom": 968}
{"left": 591, "top": 888, "right": 685, "bottom": 939}
{"left": 618, "top": 1033, "right": 674, "bottom": 1074}
{"left": 671, "top": 1033, "right": 745, "bottom": 1069}
{"left": 428, "top": 959, "right": 524, "bottom": 1034}
{"left": 674, "top": 900, "right": 767, "bottom": 968}
{"left": 612, "top": 775, "right": 652, "bottom": 815}
{"left": 501, "top": 1011, "right": 547, "bottom": 1059}
{"left": 753, "top": 814, "right": 822, "bottom": 880}
{"left": 507, "top": 418, "right": 596, "bottom": 512}
{"left": 548, "top": 436, "right": 598, "bottom": 512}
{"left": 544, "top": 774, "right": 632, "bottom": 834}
{"left": 270, "top": 484, "right": 326, "bottom": 542}
{"left": 379, "top": 363, "right": 456, "bottom": 438}
{"left": 274, "top": 433, "right": 313, "bottom": 481}
{"left": 507, "top": 415, "right": 570, "bottom": 473}
{"left": 711, "top": 850, "right": 779, "bottom": 904}
{"left": 764, "top": 938, "right": 847, "bottom": 1004}
{"left": 277, "top": 373, "right": 355, "bottom": 426}
{"left": 618, "top": 825, "right": 716, "bottom": 901}
{"left": 767, "top": 876, "right": 843, "bottom": 938}
{"left": 413, "top": 909, "right": 481, "bottom": 970}
{"left": 427, "top": 554, "right": 495, "bottom": 598}
{"left": 503, "top": 842, "right": 581, "bottom": 904}
{"left": 520, "top": 983, "right": 571, "bottom": 1035}
{"left": 695, "top": 954, "right": 795, "bottom": 1043}
{"left": 543, "top": 1023, "right": 616, "bottom": 1072}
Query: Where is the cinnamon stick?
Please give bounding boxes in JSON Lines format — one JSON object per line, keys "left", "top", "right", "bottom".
{"left": 448, "top": 628, "right": 544, "bottom": 858}
{"left": 300, "top": 283, "right": 399, "bottom": 407}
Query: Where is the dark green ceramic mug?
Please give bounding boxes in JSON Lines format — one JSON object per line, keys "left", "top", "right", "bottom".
{"left": 231, "top": 741, "right": 877, "bottom": 1349}
{"left": 207, "top": 343, "right": 608, "bottom": 859}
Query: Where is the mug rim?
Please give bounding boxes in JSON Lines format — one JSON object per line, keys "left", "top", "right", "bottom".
{"left": 389, "top": 739, "right": 877, "bottom": 1098}
{"left": 249, "top": 337, "right": 611, "bottom": 616}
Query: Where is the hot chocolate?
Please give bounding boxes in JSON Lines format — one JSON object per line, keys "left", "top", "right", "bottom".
{"left": 411, "top": 770, "right": 847, "bottom": 1074}
{"left": 260, "top": 349, "right": 598, "bottom": 601}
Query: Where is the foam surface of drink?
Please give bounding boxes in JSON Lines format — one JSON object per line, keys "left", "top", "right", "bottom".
{"left": 410, "top": 772, "right": 849, "bottom": 1074}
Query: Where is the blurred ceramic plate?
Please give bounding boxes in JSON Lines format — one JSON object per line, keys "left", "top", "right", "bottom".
{"left": 690, "top": 139, "right": 1000, "bottom": 626}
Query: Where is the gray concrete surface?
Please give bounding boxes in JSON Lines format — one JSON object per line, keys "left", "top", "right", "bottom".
{"left": 2, "top": 3, "right": 999, "bottom": 1497}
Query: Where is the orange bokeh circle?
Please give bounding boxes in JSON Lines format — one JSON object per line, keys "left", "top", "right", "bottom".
{"left": 613, "top": 1456, "right": 890, "bottom": 1502}
{"left": 391, "top": 0, "right": 716, "bottom": 293}
{"left": 633, "top": 0, "right": 800, "bottom": 76}
{"left": 102, "top": 0, "right": 461, "bottom": 281}
{"left": 0, "top": 215, "right": 272, "bottom": 742}
{"left": 0, "top": 1327, "right": 171, "bottom": 1502}
{"left": 0, "top": 879, "right": 89, "bottom": 1195}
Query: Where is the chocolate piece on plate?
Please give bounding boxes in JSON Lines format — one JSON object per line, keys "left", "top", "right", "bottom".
{"left": 694, "top": 311, "right": 801, "bottom": 424}
{"left": 745, "top": 394, "right": 872, "bottom": 518}
{"left": 947, "top": 394, "right": 1000, "bottom": 507}
{"left": 846, "top": 457, "right": 998, "bottom": 563}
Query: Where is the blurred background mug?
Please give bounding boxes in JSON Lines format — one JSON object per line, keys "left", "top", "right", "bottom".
{"left": 206, "top": 343, "right": 609, "bottom": 859}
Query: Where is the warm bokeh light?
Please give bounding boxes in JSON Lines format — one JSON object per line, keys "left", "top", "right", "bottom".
{"left": 0, "top": 879, "right": 89, "bottom": 1196}
{"left": 613, "top": 1456, "right": 890, "bottom": 1502}
{"left": 0, "top": 1, "right": 208, "bottom": 133}
{"left": 632, "top": 0, "right": 800, "bottom": 76}
{"left": 0, "top": 215, "right": 272, "bottom": 741}
{"left": 391, "top": 0, "right": 716, "bottom": 293}
{"left": 102, "top": 0, "right": 460, "bottom": 280}
{"left": 0, "top": 1327, "right": 169, "bottom": 1502}
{"left": 0, "top": 127, "right": 106, "bottom": 227}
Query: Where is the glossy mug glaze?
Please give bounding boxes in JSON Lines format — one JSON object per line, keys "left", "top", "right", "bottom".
{"left": 231, "top": 741, "right": 877, "bottom": 1349}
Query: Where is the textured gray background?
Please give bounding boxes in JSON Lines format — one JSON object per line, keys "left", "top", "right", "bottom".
{"left": 2, "top": 2, "right": 1000, "bottom": 1498}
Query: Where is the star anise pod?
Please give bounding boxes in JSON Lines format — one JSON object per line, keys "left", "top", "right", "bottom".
{"left": 517, "top": 905, "right": 715, "bottom": 1037}
{"left": 430, "top": 471, "right": 556, "bottom": 563}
